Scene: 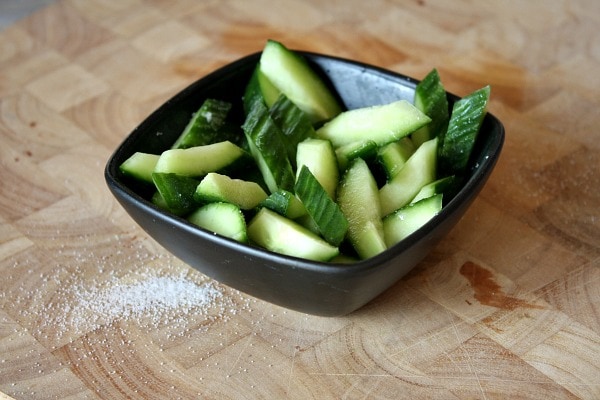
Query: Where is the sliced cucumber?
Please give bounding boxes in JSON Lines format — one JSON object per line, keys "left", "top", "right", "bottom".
{"left": 247, "top": 208, "right": 339, "bottom": 262}
{"left": 171, "top": 99, "right": 232, "bottom": 149}
{"left": 411, "top": 69, "right": 449, "bottom": 148}
{"left": 151, "top": 172, "right": 200, "bottom": 215}
{"left": 188, "top": 202, "right": 248, "bottom": 243}
{"left": 411, "top": 175, "right": 456, "bottom": 204}
{"left": 242, "top": 99, "right": 295, "bottom": 193}
{"left": 194, "top": 172, "right": 268, "bottom": 210}
{"left": 259, "top": 39, "right": 342, "bottom": 124}
{"left": 154, "top": 141, "right": 247, "bottom": 177}
{"left": 295, "top": 166, "right": 348, "bottom": 247}
{"left": 260, "top": 190, "right": 306, "bottom": 219}
{"left": 294, "top": 213, "right": 320, "bottom": 236}
{"left": 119, "top": 152, "right": 159, "bottom": 183}
{"left": 315, "top": 100, "right": 431, "bottom": 148}
{"left": 337, "top": 158, "right": 386, "bottom": 259}
{"left": 151, "top": 190, "right": 176, "bottom": 214}
{"left": 335, "top": 140, "right": 378, "bottom": 172}
{"left": 438, "top": 85, "right": 490, "bottom": 177}
{"left": 383, "top": 194, "right": 442, "bottom": 247}
{"left": 376, "top": 137, "right": 416, "bottom": 180}
{"left": 379, "top": 137, "right": 438, "bottom": 216}
{"left": 269, "top": 94, "right": 315, "bottom": 166}
{"left": 243, "top": 65, "right": 280, "bottom": 113}
{"left": 296, "top": 138, "right": 339, "bottom": 199}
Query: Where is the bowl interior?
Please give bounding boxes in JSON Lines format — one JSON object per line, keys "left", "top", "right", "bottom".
{"left": 105, "top": 51, "right": 504, "bottom": 316}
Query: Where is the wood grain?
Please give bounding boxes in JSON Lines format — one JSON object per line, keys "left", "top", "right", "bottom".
{"left": 1, "top": 0, "right": 599, "bottom": 398}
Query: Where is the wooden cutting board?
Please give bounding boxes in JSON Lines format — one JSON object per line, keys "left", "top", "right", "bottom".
{"left": 1, "top": 0, "right": 599, "bottom": 398}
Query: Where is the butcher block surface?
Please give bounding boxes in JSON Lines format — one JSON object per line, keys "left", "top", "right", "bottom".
{"left": 1, "top": 1, "right": 599, "bottom": 399}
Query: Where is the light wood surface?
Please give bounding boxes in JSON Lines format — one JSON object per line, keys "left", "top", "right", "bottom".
{"left": 1, "top": 0, "right": 599, "bottom": 398}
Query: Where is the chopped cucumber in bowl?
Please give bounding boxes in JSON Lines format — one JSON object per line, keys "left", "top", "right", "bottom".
{"left": 105, "top": 39, "right": 504, "bottom": 316}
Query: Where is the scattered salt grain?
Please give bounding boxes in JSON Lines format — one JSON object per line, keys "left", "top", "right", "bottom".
{"left": 69, "top": 274, "right": 224, "bottom": 329}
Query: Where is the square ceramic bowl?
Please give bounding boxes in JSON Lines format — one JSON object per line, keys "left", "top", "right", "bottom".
{"left": 105, "top": 50, "right": 504, "bottom": 317}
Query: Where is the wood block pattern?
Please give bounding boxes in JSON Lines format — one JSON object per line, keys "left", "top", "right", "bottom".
{"left": 0, "top": 0, "right": 598, "bottom": 398}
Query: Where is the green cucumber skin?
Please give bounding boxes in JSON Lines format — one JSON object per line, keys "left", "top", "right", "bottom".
{"left": 335, "top": 140, "right": 378, "bottom": 172}
{"left": 412, "top": 69, "right": 449, "bottom": 148}
{"left": 151, "top": 172, "right": 200, "bottom": 215}
{"left": 269, "top": 94, "right": 315, "bottom": 166}
{"left": 295, "top": 166, "right": 348, "bottom": 247}
{"left": 315, "top": 100, "right": 431, "bottom": 148}
{"left": 187, "top": 202, "right": 248, "bottom": 243}
{"left": 194, "top": 173, "right": 268, "bottom": 210}
{"left": 379, "top": 137, "right": 438, "bottom": 216}
{"left": 154, "top": 141, "right": 247, "bottom": 177}
{"left": 260, "top": 190, "right": 306, "bottom": 219}
{"left": 171, "top": 99, "right": 232, "bottom": 149}
{"left": 383, "top": 194, "right": 442, "bottom": 247}
{"left": 247, "top": 208, "right": 339, "bottom": 262}
{"left": 119, "top": 152, "right": 159, "bottom": 183}
{"left": 242, "top": 99, "right": 296, "bottom": 194}
{"left": 337, "top": 158, "right": 387, "bottom": 259}
{"left": 259, "top": 39, "right": 342, "bottom": 124}
{"left": 438, "top": 85, "right": 490, "bottom": 177}
{"left": 243, "top": 65, "right": 281, "bottom": 114}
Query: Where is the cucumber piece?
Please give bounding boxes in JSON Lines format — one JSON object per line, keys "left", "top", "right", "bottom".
{"left": 296, "top": 138, "right": 339, "bottom": 199}
{"left": 171, "top": 99, "right": 232, "bottom": 149}
{"left": 335, "top": 140, "right": 378, "bottom": 172}
{"left": 119, "top": 152, "right": 159, "bottom": 183}
{"left": 188, "top": 202, "right": 248, "bottom": 243}
{"left": 243, "top": 65, "right": 280, "bottom": 113}
{"left": 379, "top": 137, "right": 438, "bottom": 216}
{"left": 194, "top": 172, "right": 268, "bottom": 210}
{"left": 242, "top": 99, "right": 295, "bottom": 193}
{"left": 151, "top": 172, "right": 200, "bottom": 215}
{"left": 269, "top": 94, "right": 315, "bottom": 166}
{"left": 411, "top": 175, "right": 456, "bottom": 204}
{"left": 260, "top": 190, "right": 306, "bottom": 219}
{"left": 438, "top": 86, "right": 490, "bottom": 177}
{"left": 315, "top": 100, "right": 431, "bottom": 148}
{"left": 337, "top": 158, "right": 386, "bottom": 259}
{"left": 295, "top": 166, "right": 348, "bottom": 247}
{"left": 259, "top": 39, "right": 342, "bottom": 124}
{"left": 411, "top": 69, "right": 449, "bottom": 148}
{"left": 154, "top": 141, "right": 247, "bottom": 177}
{"left": 247, "top": 208, "right": 339, "bottom": 262}
{"left": 294, "top": 213, "right": 320, "bottom": 236}
{"left": 376, "top": 137, "right": 416, "bottom": 180}
{"left": 151, "top": 190, "right": 179, "bottom": 214}
{"left": 383, "top": 194, "right": 442, "bottom": 247}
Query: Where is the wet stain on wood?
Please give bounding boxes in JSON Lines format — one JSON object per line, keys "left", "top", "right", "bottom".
{"left": 460, "top": 261, "right": 544, "bottom": 310}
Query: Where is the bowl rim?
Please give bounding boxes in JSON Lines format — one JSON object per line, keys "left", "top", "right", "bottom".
{"left": 105, "top": 50, "right": 505, "bottom": 276}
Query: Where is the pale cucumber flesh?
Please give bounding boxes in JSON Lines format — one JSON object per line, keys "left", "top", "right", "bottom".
{"left": 247, "top": 208, "right": 339, "bottom": 262}
{"left": 188, "top": 202, "right": 248, "bottom": 243}
{"left": 119, "top": 152, "right": 159, "bottom": 183}
{"left": 153, "top": 141, "right": 246, "bottom": 177}
{"left": 316, "top": 100, "right": 431, "bottom": 148}
{"left": 337, "top": 158, "right": 386, "bottom": 259}
{"left": 383, "top": 194, "right": 442, "bottom": 247}
{"left": 194, "top": 172, "right": 268, "bottom": 210}
{"left": 296, "top": 138, "right": 339, "bottom": 200}
{"left": 259, "top": 39, "right": 342, "bottom": 124}
{"left": 379, "top": 137, "right": 438, "bottom": 216}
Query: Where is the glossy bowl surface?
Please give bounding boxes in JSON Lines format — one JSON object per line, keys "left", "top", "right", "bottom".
{"left": 105, "top": 51, "right": 504, "bottom": 316}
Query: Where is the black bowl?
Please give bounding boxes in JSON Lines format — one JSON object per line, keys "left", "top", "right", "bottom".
{"left": 105, "top": 51, "right": 504, "bottom": 317}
